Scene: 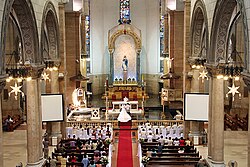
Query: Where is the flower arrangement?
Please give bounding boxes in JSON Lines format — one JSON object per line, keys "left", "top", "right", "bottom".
{"left": 141, "top": 156, "right": 150, "bottom": 165}
{"left": 138, "top": 138, "right": 145, "bottom": 144}
{"left": 178, "top": 147, "right": 185, "bottom": 153}
{"left": 105, "top": 138, "right": 112, "bottom": 145}
{"left": 101, "top": 156, "right": 109, "bottom": 165}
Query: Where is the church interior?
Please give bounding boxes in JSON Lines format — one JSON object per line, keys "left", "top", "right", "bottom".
{"left": 1, "top": 0, "right": 250, "bottom": 167}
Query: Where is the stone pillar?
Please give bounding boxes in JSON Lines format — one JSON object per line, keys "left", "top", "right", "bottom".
{"left": 50, "top": 70, "right": 62, "bottom": 143}
{"left": 183, "top": 0, "right": 191, "bottom": 138}
{"left": 206, "top": 66, "right": 224, "bottom": 165}
{"left": 242, "top": 72, "right": 250, "bottom": 167}
{"left": 183, "top": 0, "right": 191, "bottom": 93}
{"left": 109, "top": 50, "right": 114, "bottom": 84}
{"left": 191, "top": 69, "right": 200, "bottom": 92}
{"left": 211, "top": 76, "right": 224, "bottom": 163}
{"left": 208, "top": 77, "right": 213, "bottom": 158}
{"left": 0, "top": 80, "right": 6, "bottom": 167}
{"left": 26, "top": 68, "right": 45, "bottom": 166}
{"left": 190, "top": 69, "right": 200, "bottom": 135}
{"left": 37, "top": 79, "right": 44, "bottom": 160}
{"left": 136, "top": 51, "right": 141, "bottom": 84}
{"left": 59, "top": 3, "right": 67, "bottom": 138}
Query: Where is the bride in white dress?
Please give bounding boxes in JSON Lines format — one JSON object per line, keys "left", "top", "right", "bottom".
{"left": 117, "top": 104, "right": 132, "bottom": 122}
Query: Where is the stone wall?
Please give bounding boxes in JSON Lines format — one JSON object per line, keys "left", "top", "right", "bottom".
{"left": 144, "top": 74, "right": 160, "bottom": 95}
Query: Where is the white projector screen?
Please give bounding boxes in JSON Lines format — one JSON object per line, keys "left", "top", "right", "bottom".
{"left": 41, "top": 94, "right": 64, "bottom": 122}
{"left": 184, "top": 93, "right": 209, "bottom": 121}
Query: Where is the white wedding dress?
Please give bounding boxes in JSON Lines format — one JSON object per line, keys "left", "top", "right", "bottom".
{"left": 117, "top": 105, "right": 132, "bottom": 122}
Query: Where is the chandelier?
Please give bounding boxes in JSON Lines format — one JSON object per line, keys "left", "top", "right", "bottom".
{"left": 216, "top": 50, "right": 244, "bottom": 101}
{"left": 5, "top": 51, "right": 32, "bottom": 82}
{"left": 216, "top": 61, "right": 243, "bottom": 81}
{"left": 216, "top": 50, "right": 244, "bottom": 81}
{"left": 44, "top": 60, "right": 59, "bottom": 71}
{"left": 191, "top": 57, "right": 206, "bottom": 69}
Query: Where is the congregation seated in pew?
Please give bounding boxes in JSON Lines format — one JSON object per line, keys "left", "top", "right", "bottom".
{"left": 52, "top": 137, "right": 111, "bottom": 167}
{"left": 138, "top": 123, "right": 201, "bottom": 166}
{"left": 52, "top": 123, "right": 113, "bottom": 167}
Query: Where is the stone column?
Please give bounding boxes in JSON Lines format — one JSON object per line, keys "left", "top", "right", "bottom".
{"left": 37, "top": 79, "right": 44, "bottom": 160}
{"left": 207, "top": 66, "right": 224, "bottom": 165}
{"left": 211, "top": 76, "right": 224, "bottom": 163}
{"left": 208, "top": 77, "right": 213, "bottom": 158}
{"left": 109, "top": 49, "right": 114, "bottom": 84}
{"left": 183, "top": 0, "right": 191, "bottom": 138}
{"left": 59, "top": 3, "right": 67, "bottom": 138}
{"left": 190, "top": 69, "right": 200, "bottom": 92}
{"left": 26, "top": 68, "right": 45, "bottom": 166}
{"left": 0, "top": 79, "right": 6, "bottom": 167}
{"left": 50, "top": 70, "right": 62, "bottom": 143}
{"left": 190, "top": 69, "right": 200, "bottom": 135}
{"left": 242, "top": 72, "right": 250, "bottom": 167}
{"left": 183, "top": 0, "right": 191, "bottom": 93}
{"left": 136, "top": 50, "right": 141, "bottom": 84}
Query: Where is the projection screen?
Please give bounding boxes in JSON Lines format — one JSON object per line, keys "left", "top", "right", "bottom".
{"left": 184, "top": 93, "right": 209, "bottom": 121}
{"left": 41, "top": 94, "right": 64, "bottom": 122}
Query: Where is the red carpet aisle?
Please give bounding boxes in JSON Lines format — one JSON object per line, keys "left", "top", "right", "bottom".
{"left": 117, "top": 121, "right": 133, "bottom": 167}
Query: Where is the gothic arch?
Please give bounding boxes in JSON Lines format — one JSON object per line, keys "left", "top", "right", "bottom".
{"left": 0, "top": 0, "right": 40, "bottom": 74}
{"left": 41, "top": 1, "right": 60, "bottom": 61}
{"left": 209, "top": 0, "right": 234, "bottom": 63}
{"left": 108, "top": 29, "right": 142, "bottom": 53}
{"left": 209, "top": 0, "right": 248, "bottom": 68}
{"left": 190, "top": 0, "right": 209, "bottom": 58}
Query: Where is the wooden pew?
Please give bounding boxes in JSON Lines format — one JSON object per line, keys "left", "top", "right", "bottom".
{"left": 141, "top": 142, "right": 200, "bottom": 166}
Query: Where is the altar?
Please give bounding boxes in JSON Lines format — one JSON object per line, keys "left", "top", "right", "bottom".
{"left": 107, "top": 100, "right": 144, "bottom": 120}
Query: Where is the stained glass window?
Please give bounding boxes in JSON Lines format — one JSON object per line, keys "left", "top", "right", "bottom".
{"left": 119, "top": 0, "right": 131, "bottom": 24}
{"left": 160, "top": 1, "right": 164, "bottom": 72}
{"left": 85, "top": 2, "right": 90, "bottom": 74}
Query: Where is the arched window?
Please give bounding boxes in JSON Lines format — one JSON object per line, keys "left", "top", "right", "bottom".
{"left": 159, "top": 0, "right": 164, "bottom": 72}
{"left": 85, "top": 0, "right": 90, "bottom": 74}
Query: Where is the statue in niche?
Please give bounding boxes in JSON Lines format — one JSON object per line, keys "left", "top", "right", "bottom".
{"left": 122, "top": 55, "right": 128, "bottom": 71}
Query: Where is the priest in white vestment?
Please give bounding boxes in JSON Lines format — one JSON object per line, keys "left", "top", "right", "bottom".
{"left": 117, "top": 104, "right": 132, "bottom": 122}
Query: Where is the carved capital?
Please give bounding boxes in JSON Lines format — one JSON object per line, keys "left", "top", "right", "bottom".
{"left": 30, "top": 64, "right": 45, "bottom": 79}
{"left": 242, "top": 72, "right": 250, "bottom": 91}
{"left": 205, "top": 63, "right": 220, "bottom": 78}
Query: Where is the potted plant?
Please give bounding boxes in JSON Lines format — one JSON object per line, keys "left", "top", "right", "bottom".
{"left": 138, "top": 138, "right": 145, "bottom": 144}
{"left": 104, "top": 138, "right": 112, "bottom": 145}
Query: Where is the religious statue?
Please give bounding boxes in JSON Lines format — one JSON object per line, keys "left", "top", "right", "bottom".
{"left": 122, "top": 55, "right": 128, "bottom": 71}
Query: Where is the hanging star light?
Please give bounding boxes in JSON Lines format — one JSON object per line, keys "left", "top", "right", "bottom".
{"left": 226, "top": 82, "right": 241, "bottom": 101}
{"left": 9, "top": 82, "right": 24, "bottom": 100}
{"left": 198, "top": 70, "right": 208, "bottom": 82}
{"left": 41, "top": 72, "right": 50, "bottom": 82}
